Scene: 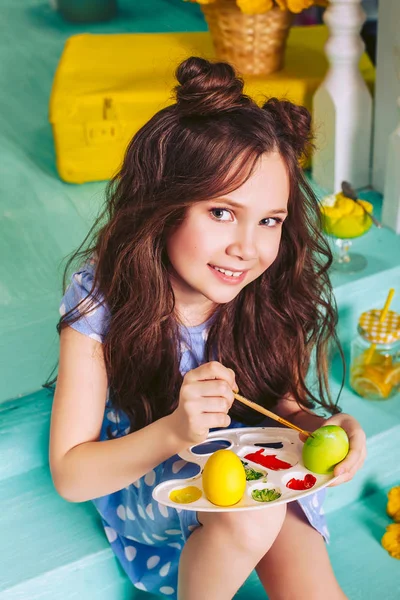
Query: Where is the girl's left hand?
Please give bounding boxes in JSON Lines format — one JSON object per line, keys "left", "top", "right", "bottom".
{"left": 322, "top": 413, "right": 367, "bottom": 486}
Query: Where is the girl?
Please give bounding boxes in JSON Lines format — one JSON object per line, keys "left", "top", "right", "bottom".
{"left": 50, "top": 56, "right": 366, "bottom": 600}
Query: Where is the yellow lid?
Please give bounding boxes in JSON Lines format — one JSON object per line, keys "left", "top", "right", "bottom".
{"left": 359, "top": 309, "right": 400, "bottom": 345}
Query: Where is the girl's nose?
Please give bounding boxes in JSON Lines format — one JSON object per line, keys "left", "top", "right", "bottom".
{"left": 226, "top": 228, "right": 258, "bottom": 261}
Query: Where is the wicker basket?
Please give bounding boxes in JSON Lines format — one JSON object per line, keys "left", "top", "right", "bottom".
{"left": 201, "top": 1, "right": 294, "bottom": 76}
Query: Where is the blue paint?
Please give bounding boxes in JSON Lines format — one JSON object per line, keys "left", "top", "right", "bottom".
{"left": 255, "top": 442, "right": 284, "bottom": 449}
{"left": 191, "top": 440, "right": 231, "bottom": 454}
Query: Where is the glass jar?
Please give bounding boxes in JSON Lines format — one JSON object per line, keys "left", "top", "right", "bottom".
{"left": 350, "top": 309, "right": 400, "bottom": 400}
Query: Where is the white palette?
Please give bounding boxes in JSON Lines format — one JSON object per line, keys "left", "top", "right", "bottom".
{"left": 153, "top": 427, "right": 337, "bottom": 512}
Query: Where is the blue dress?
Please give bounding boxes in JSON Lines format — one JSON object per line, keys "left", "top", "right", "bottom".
{"left": 60, "top": 261, "right": 329, "bottom": 598}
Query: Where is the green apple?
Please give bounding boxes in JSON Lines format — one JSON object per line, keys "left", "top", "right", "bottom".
{"left": 302, "top": 425, "right": 349, "bottom": 475}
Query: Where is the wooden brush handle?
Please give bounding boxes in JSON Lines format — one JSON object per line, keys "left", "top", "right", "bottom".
{"left": 233, "top": 392, "right": 312, "bottom": 438}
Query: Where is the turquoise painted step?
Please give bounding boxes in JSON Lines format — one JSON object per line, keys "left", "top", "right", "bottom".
{"left": 0, "top": 464, "right": 398, "bottom": 599}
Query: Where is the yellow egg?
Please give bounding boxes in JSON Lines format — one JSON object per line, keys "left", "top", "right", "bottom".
{"left": 202, "top": 449, "right": 246, "bottom": 507}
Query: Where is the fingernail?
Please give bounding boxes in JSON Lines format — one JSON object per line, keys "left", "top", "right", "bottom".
{"left": 336, "top": 468, "right": 345, "bottom": 475}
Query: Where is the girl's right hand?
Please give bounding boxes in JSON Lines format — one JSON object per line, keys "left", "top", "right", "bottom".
{"left": 169, "top": 361, "right": 238, "bottom": 448}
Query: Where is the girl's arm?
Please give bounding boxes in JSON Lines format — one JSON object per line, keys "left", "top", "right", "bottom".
{"left": 275, "top": 396, "right": 367, "bottom": 486}
{"left": 50, "top": 327, "right": 183, "bottom": 502}
{"left": 50, "top": 327, "right": 236, "bottom": 503}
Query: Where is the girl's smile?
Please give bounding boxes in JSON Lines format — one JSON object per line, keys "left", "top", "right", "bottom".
{"left": 166, "top": 152, "right": 289, "bottom": 325}
{"left": 208, "top": 264, "right": 247, "bottom": 284}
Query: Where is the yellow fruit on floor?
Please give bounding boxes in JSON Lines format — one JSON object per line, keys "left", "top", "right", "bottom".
{"left": 202, "top": 449, "right": 246, "bottom": 507}
{"left": 381, "top": 523, "right": 400, "bottom": 559}
{"left": 387, "top": 486, "right": 400, "bottom": 523}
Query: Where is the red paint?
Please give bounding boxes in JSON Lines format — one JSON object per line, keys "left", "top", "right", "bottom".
{"left": 286, "top": 474, "right": 317, "bottom": 490}
{"left": 244, "top": 449, "right": 292, "bottom": 470}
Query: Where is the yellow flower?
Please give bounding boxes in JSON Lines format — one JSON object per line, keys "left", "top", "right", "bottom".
{"left": 236, "top": 0, "right": 274, "bottom": 14}
{"left": 275, "top": 0, "right": 288, "bottom": 8}
{"left": 381, "top": 524, "right": 400, "bottom": 559}
{"left": 286, "top": 0, "right": 314, "bottom": 13}
{"left": 387, "top": 486, "right": 400, "bottom": 522}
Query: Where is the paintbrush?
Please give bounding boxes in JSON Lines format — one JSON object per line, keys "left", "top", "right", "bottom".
{"left": 233, "top": 392, "right": 313, "bottom": 438}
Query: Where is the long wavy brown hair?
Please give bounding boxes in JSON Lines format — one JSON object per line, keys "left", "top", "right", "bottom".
{"left": 56, "top": 56, "right": 343, "bottom": 432}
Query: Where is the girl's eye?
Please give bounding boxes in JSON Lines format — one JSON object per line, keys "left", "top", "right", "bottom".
{"left": 209, "top": 208, "right": 233, "bottom": 221}
{"left": 261, "top": 217, "right": 283, "bottom": 228}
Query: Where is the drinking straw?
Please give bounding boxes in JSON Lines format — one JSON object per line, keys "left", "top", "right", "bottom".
{"left": 364, "top": 288, "right": 395, "bottom": 364}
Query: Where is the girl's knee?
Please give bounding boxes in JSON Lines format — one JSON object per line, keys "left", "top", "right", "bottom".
{"left": 199, "top": 503, "right": 286, "bottom": 555}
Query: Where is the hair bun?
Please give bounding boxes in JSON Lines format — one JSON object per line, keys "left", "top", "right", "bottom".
{"left": 262, "top": 97, "right": 313, "bottom": 158}
{"left": 174, "top": 56, "right": 249, "bottom": 116}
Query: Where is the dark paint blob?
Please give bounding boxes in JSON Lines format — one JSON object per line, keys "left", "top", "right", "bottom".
{"left": 192, "top": 440, "right": 231, "bottom": 455}
{"left": 244, "top": 449, "right": 292, "bottom": 470}
{"left": 255, "top": 442, "right": 284, "bottom": 449}
{"left": 286, "top": 474, "right": 317, "bottom": 490}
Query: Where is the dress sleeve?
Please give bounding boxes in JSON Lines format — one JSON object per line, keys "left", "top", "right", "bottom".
{"left": 59, "top": 260, "right": 110, "bottom": 343}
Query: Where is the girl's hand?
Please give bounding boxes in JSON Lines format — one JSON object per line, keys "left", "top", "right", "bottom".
{"left": 322, "top": 413, "right": 367, "bottom": 486}
{"left": 169, "top": 361, "right": 237, "bottom": 449}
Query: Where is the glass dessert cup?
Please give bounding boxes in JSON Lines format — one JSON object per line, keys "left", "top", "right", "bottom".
{"left": 320, "top": 193, "right": 373, "bottom": 273}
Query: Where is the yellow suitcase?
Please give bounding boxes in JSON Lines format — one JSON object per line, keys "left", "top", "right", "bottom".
{"left": 49, "top": 30, "right": 374, "bottom": 184}
{"left": 49, "top": 32, "right": 183, "bottom": 184}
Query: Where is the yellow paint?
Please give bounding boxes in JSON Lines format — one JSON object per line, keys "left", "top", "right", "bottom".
{"left": 169, "top": 486, "right": 202, "bottom": 504}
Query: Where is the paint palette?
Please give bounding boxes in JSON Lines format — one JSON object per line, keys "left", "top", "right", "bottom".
{"left": 152, "top": 427, "right": 337, "bottom": 512}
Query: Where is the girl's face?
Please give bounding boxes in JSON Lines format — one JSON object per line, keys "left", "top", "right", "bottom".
{"left": 166, "top": 152, "right": 289, "bottom": 324}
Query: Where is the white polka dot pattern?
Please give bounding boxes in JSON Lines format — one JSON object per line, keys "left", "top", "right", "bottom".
{"left": 152, "top": 533, "right": 168, "bottom": 541}
{"left": 144, "top": 470, "right": 156, "bottom": 486}
{"left": 116, "top": 505, "right": 126, "bottom": 521}
{"left": 124, "top": 546, "right": 137, "bottom": 561}
{"left": 146, "top": 504, "right": 155, "bottom": 520}
{"left": 126, "top": 506, "right": 135, "bottom": 520}
{"left": 165, "top": 529, "right": 181, "bottom": 535}
{"left": 142, "top": 533, "right": 154, "bottom": 545}
{"left": 159, "top": 562, "right": 171, "bottom": 577}
{"left": 160, "top": 586, "right": 175, "bottom": 595}
{"left": 134, "top": 582, "right": 147, "bottom": 591}
{"left": 171, "top": 460, "right": 187, "bottom": 474}
{"left": 158, "top": 503, "right": 169, "bottom": 518}
{"left": 104, "top": 526, "right": 117, "bottom": 543}
{"left": 147, "top": 555, "right": 160, "bottom": 569}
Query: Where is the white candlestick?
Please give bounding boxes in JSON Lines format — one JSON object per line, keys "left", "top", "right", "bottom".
{"left": 372, "top": 0, "right": 400, "bottom": 192}
{"left": 382, "top": 95, "right": 400, "bottom": 234}
{"left": 312, "top": 0, "right": 373, "bottom": 193}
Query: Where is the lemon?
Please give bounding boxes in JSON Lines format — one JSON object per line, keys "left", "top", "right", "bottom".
{"left": 384, "top": 365, "right": 400, "bottom": 387}
{"left": 202, "top": 449, "right": 246, "bottom": 507}
{"left": 351, "top": 370, "right": 393, "bottom": 399}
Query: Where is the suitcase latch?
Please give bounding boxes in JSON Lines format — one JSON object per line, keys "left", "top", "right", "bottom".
{"left": 85, "top": 98, "right": 122, "bottom": 145}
